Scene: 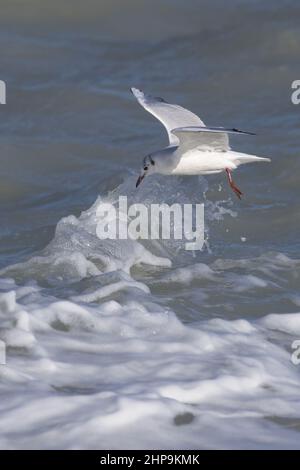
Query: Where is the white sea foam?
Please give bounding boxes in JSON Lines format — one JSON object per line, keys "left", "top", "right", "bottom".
{"left": 261, "top": 312, "right": 300, "bottom": 336}
{"left": 0, "top": 278, "right": 300, "bottom": 449}
{"left": 0, "top": 179, "right": 300, "bottom": 449}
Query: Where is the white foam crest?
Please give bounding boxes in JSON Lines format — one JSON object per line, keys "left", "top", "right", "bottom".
{"left": 1, "top": 280, "right": 300, "bottom": 449}
{"left": 159, "top": 263, "right": 215, "bottom": 285}
{"left": 261, "top": 312, "right": 300, "bottom": 336}
{"left": 0, "top": 174, "right": 239, "bottom": 289}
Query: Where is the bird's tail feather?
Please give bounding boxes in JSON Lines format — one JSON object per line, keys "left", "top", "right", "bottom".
{"left": 233, "top": 153, "right": 271, "bottom": 165}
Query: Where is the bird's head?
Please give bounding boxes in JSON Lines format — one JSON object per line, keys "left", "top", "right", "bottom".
{"left": 136, "top": 154, "right": 156, "bottom": 188}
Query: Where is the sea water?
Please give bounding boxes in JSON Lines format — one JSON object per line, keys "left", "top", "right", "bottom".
{"left": 0, "top": 0, "right": 300, "bottom": 449}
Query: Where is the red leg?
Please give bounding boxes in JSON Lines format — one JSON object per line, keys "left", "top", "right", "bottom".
{"left": 225, "top": 168, "right": 243, "bottom": 200}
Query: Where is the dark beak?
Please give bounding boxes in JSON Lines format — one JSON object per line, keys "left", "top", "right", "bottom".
{"left": 136, "top": 173, "right": 145, "bottom": 188}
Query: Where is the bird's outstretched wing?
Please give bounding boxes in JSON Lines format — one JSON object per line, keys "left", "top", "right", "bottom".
{"left": 131, "top": 87, "right": 205, "bottom": 145}
{"left": 171, "top": 126, "right": 255, "bottom": 153}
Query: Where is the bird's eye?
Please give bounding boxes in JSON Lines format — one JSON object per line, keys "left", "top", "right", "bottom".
{"left": 144, "top": 166, "right": 148, "bottom": 171}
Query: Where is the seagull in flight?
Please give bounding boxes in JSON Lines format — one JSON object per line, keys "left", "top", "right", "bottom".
{"left": 131, "top": 88, "right": 270, "bottom": 199}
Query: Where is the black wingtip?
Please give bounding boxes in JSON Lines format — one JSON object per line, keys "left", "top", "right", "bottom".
{"left": 232, "top": 127, "right": 256, "bottom": 136}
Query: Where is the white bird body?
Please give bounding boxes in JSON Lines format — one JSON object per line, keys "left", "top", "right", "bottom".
{"left": 155, "top": 149, "right": 266, "bottom": 176}
{"left": 171, "top": 150, "right": 236, "bottom": 175}
{"left": 131, "top": 87, "right": 270, "bottom": 198}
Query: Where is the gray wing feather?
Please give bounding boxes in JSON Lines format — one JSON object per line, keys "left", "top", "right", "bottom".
{"left": 131, "top": 88, "right": 205, "bottom": 145}
{"left": 171, "top": 126, "right": 255, "bottom": 153}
